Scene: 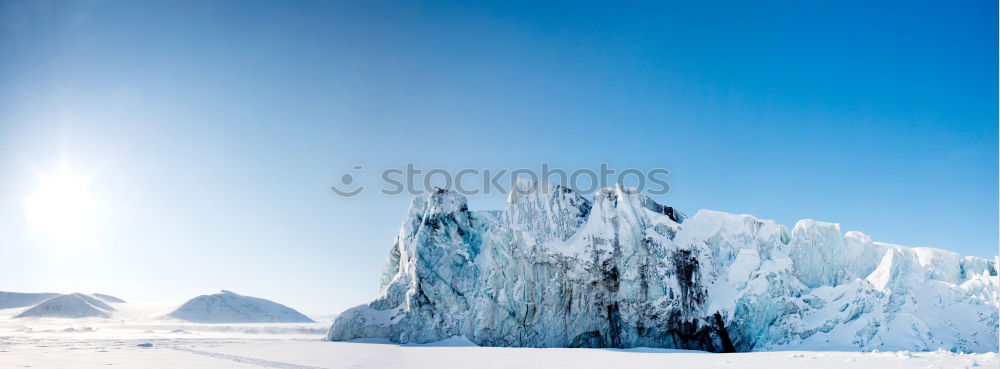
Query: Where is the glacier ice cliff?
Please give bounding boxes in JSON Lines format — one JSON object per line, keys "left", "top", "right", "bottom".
{"left": 328, "top": 180, "right": 998, "bottom": 352}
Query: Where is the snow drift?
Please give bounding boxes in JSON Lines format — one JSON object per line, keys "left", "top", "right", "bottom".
{"left": 166, "top": 290, "right": 314, "bottom": 323}
{"left": 328, "top": 180, "right": 998, "bottom": 352}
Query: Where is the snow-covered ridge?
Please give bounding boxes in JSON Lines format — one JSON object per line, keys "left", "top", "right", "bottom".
{"left": 0, "top": 292, "right": 59, "bottom": 310}
{"left": 328, "top": 180, "right": 998, "bottom": 352}
{"left": 13, "top": 293, "right": 119, "bottom": 319}
{"left": 166, "top": 290, "right": 315, "bottom": 323}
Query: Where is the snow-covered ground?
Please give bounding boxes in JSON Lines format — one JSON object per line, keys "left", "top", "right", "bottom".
{"left": 1, "top": 335, "right": 996, "bottom": 369}
{"left": 0, "top": 305, "right": 994, "bottom": 369}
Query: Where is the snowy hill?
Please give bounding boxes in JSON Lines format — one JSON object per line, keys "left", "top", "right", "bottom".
{"left": 166, "top": 290, "right": 315, "bottom": 323}
{"left": 14, "top": 293, "right": 117, "bottom": 318}
{"left": 0, "top": 291, "right": 59, "bottom": 309}
{"left": 328, "top": 180, "right": 998, "bottom": 353}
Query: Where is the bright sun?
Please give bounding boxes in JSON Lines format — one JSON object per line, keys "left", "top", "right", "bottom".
{"left": 23, "top": 167, "right": 102, "bottom": 240}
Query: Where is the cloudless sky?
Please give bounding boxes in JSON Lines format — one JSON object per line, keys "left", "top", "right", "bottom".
{"left": 0, "top": 0, "right": 996, "bottom": 315}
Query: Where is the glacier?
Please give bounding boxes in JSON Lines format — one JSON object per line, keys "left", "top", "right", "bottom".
{"left": 328, "top": 180, "right": 998, "bottom": 352}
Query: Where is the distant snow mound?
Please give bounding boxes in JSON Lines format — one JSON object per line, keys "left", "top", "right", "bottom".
{"left": 0, "top": 291, "right": 59, "bottom": 309}
{"left": 91, "top": 293, "right": 126, "bottom": 303}
{"left": 166, "top": 290, "right": 314, "bottom": 323}
{"left": 14, "top": 293, "right": 116, "bottom": 318}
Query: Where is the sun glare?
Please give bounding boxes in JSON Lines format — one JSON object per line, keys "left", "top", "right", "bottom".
{"left": 23, "top": 167, "right": 101, "bottom": 240}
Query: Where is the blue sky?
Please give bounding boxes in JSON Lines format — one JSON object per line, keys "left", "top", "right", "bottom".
{"left": 0, "top": 0, "right": 996, "bottom": 314}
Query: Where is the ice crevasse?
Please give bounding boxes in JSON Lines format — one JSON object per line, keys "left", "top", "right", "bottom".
{"left": 328, "top": 179, "right": 998, "bottom": 352}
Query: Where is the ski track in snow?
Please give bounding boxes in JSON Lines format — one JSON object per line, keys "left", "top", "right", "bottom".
{"left": 169, "top": 345, "right": 330, "bottom": 369}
